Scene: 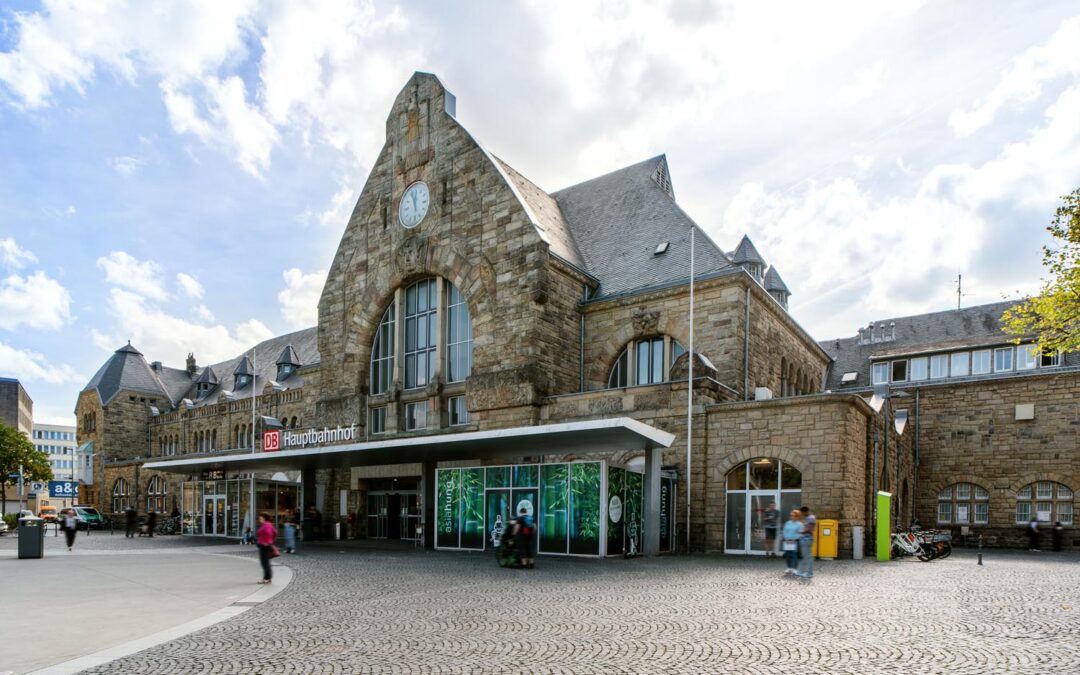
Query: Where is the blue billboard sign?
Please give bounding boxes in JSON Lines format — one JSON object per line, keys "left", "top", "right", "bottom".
{"left": 49, "top": 480, "right": 78, "bottom": 498}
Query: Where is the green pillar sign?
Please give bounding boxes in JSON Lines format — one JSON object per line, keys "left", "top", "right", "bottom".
{"left": 876, "top": 491, "right": 892, "bottom": 561}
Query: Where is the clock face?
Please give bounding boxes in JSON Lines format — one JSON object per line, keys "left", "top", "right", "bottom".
{"left": 399, "top": 181, "right": 430, "bottom": 228}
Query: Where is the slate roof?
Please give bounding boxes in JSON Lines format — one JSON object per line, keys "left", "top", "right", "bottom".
{"left": 83, "top": 343, "right": 170, "bottom": 406}
{"left": 551, "top": 155, "right": 733, "bottom": 298}
{"left": 193, "top": 366, "right": 218, "bottom": 385}
{"left": 764, "top": 266, "right": 790, "bottom": 294}
{"left": 820, "top": 300, "right": 1078, "bottom": 390}
{"left": 731, "top": 235, "right": 766, "bottom": 265}
{"left": 493, "top": 156, "right": 585, "bottom": 271}
{"left": 82, "top": 328, "right": 319, "bottom": 412}
{"left": 277, "top": 345, "right": 301, "bottom": 367}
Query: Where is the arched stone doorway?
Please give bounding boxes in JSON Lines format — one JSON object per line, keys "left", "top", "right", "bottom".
{"left": 725, "top": 458, "right": 802, "bottom": 555}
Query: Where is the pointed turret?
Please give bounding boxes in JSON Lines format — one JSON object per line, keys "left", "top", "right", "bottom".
{"left": 81, "top": 343, "right": 168, "bottom": 406}
{"left": 731, "top": 235, "right": 766, "bottom": 281}
{"left": 764, "top": 266, "right": 791, "bottom": 310}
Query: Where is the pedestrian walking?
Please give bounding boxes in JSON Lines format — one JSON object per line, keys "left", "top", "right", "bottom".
{"left": 1027, "top": 518, "right": 1040, "bottom": 551}
{"left": 797, "top": 505, "right": 816, "bottom": 578}
{"left": 1053, "top": 521, "right": 1064, "bottom": 552}
{"left": 781, "top": 509, "right": 802, "bottom": 574}
{"left": 125, "top": 505, "right": 137, "bottom": 538}
{"left": 514, "top": 506, "right": 534, "bottom": 569}
{"left": 763, "top": 501, "right": 779, "bottom": 557}
{"left": 146, "top": 510, "right": 157, "bottom": 538}
{"left": 284, "top": 517, "right": 297, "bottom": 553}
{"left": 61, "top": 508, "right": 78, "bottom": 551}
{"left": 256, "top": 512, "right": 278, "bottom": 584}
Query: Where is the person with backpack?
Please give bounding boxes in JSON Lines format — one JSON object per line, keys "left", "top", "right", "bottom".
{"left": 514, "top": 506, "right": 534, "bottom": 569}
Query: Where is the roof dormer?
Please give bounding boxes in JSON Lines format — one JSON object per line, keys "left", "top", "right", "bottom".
{"left": 731, "top": 235, "right": 766, "bottom": 282}
{"left": 764, "top": 265, "right": 791, "bottom": 310}
{"left": 276, "top": 345, "right": 301, "bottom": 381}
{"left": 234, "top": 356, "right": 254, "bottom": 390}
{"left": 193, "top": 366, "right": 219, "bottom": 399}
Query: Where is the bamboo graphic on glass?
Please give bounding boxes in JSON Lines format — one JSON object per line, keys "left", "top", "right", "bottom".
{"left": 436, "top": 469, "right": 460, "bottom": 548}
{"left": 540, "top": 464, "right": 569, "bottom": 554}
{"left": 460, "top": 468, "right": 484, "bottom": 549}
{"left": 569, "top": 463, "right": 601, "bottom": 555}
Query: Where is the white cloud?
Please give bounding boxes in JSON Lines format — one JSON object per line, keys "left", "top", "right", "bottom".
{"left": 93, "top": 288, "right": 273, "bottom": 366}
{"left": 193, "top": 304, "right": 215, "bottom": 322}
{"left": 278, "top": 268, "right": 327, "bottom": 329}
{"left": 108, "top": 155, "right": 143, "bottom": 175}
{"left": 841, "top": 62, "right": 885, "bottom": 106}
{"left": 0, "top": 340, "right": 84, "bottom": 385}
{"left": 0, "top": 270, "right": 73, "bottom": 330}
{"left": 96, "top": 251, "right": 168, "bottom": 301}
{"left": 0, "top": 237, "right": 38, "bottom": 268}
{"left": 176, "top": 272, "right": 204, "bottom": 300}
{"left": 950, "top": 16, "right": 1080, "bottom": 136}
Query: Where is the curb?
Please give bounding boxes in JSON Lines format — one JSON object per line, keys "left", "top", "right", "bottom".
{"left": 27, "top": 561, "right": 293, "bottom": 675}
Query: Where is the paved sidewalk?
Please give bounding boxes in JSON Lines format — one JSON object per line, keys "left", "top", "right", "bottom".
{"left": 75, "top": 545, "right": 1080, "bottom": 674}
{"left": 0, "top": 533, "right": 282, "bottom": 674}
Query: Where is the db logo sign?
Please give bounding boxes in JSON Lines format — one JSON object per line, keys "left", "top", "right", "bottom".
{"left": 263, "top": 430, "right": 281, "bottom": 452}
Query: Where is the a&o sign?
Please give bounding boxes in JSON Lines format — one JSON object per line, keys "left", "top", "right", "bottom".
{"left": 263, "top": 429, "right": 281, "bottom": 452}
{"left": 49, "top": 480, "right": 78, "bottom": 498}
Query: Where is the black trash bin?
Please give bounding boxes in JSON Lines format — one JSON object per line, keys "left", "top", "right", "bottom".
{"left": 18, "top": 516, "right": 45, "bottom": 559}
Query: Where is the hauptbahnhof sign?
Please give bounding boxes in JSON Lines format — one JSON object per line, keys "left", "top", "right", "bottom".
{"left": 263, "top": 425, "right": 357, "bottom": 452}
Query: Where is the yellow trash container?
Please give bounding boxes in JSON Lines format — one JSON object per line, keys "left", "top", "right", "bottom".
{"left": 812, "top": 519, "right": 839, "bottom": 559}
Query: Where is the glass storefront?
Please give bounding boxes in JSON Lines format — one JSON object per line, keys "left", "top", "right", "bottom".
{"left": 180, "top": 476, "right": 299, "bottom": 538}
{"left": 436, "top": 461, "right": 648, "bottom": 557}
{"left": 724, "top": 458, "right": 802, "bottom": 555}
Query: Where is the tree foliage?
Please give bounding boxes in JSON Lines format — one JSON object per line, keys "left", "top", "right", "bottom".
{"left": 1002, "top": 188, "right": 1080, "bottom": 355}
{"left": 0, "top": 420, "right": 53, "bottom": 513}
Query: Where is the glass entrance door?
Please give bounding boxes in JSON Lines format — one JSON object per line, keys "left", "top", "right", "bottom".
{"left": 367, "top": 494, "right": 388, "bottom": 539}
{"left": 202, "top": 495, "right": 225, "bottom": 536}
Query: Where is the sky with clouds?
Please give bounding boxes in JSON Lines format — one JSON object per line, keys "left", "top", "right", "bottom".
{"left": 1, "top": 0, "right": 1078, "bottom": 424}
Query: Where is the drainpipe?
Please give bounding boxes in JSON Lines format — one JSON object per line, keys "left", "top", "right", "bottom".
{"left": 743, "top": 286, "right": 751, "bottom": 400}
{"left": 913, "top": 389, "right": 920, "bottom": 523}
{"left": 579, "top": 312, "right": 585, "bottom": 393}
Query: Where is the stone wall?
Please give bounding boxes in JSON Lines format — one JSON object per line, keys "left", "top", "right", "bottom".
{"left": 912, "top": 370, "right": 1080, "bottom": 549}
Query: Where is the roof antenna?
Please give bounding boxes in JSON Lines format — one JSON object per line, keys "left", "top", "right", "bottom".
{"left": 956, "top": 273, "right": 967, "bottom": 310}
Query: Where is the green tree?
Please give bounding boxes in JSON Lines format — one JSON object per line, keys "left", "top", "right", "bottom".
{"left": 1003, "top": 188, "right": 1080, "bottom": 355}
{"left": 0, "top": 420, "right": 53, "bottom": 514}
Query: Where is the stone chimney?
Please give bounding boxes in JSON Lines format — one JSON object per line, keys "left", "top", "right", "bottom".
{"left": 186, "top": 353, "right": 197, "bottom": 376}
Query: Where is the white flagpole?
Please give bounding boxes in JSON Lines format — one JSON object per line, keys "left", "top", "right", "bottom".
{"left": 251, "top": 348, "right": 256, "bottom": 454}
{"left": 686, "top": 225, "right": 695, "bottom": 551}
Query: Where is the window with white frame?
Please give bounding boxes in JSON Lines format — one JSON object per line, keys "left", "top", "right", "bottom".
{"left": 950, "top": 352, "right": 970, "bottom": 377}
{"left": 930, "top": 354, "right": 949, "bottom": 379}
{"left": 1016, "top": 344, "right": 1037, "bottom": 370}
{"left": 448, "top": 395, "right": 468, "bottom": 426}
{"left": 405, "top": 401, "right": 428, "bottom": 431}
{"left": 971, "top": 349, "right": 991, "bottom": 375}
{"left": 1016, "top": 481, "right": 1073, "bottom": 524}
{"left": 909, "top": 357, "right": 928, "bottom": 381}
{"left": 112, "top": 478, "right": 130, "bottom": 514}
{"left": 994, "top": 347, "right": 1013, "bottom": 372}
{"left": 872, "top": 362, "right": 889, "bottom": 385}
{"left": 937, "top": 483, "right": 990, "bottom": 524}
{"left": 404, "top": 279, "right": 438, "bottom": 389}
{"left": 608, "top": 349, "right": 629, "bottom": 388}
{"left": 891, "top": 360, "right": 908, "bottom": 382}
{"left": 369, "top": 406, "right": 386, "bottom": 435}
{"left": 146, "top": 476, "right": 166, "bottom": 513}
{"left": 446, "top": 285, "right": 473, "bottom": 383}
{"left": 1040, "top": 351, "right": 1061, "bottom": 367}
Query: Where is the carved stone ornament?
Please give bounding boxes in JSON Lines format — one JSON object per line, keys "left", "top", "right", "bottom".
{"left": 632, "top": 308, "right": 660, "bottom": 335}
{"left": 395, "top": 235, "right": 427, "bottom": 277}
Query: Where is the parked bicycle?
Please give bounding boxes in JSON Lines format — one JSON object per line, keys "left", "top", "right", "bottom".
{"left": 891, "top": 526, "right": 952, "bottom": 561}
{"left": 155, "top": 516, "right": 181, "bottom": 536}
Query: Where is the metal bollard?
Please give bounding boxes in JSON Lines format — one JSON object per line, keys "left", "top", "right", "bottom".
{"left": 977, "top": 534, "right": 983, "bottom": 566}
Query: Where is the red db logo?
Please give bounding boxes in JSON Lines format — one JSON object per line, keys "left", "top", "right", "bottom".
{"left": 263, "top": 430, "right": 281, "bottom": 452}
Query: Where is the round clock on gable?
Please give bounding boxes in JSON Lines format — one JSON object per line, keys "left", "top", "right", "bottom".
{"left": 399, "top": 181, "right": 430, "bottom": 228}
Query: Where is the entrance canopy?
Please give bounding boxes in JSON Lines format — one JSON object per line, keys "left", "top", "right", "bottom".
{"left": 144, "top": 417, "right": 675, "bottom": 474}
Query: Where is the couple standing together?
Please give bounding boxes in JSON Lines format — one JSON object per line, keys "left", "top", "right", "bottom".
{"left": 764, "top": 503, "right": 815, "bottom": 579}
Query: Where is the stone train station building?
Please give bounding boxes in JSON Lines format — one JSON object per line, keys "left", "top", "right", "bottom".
{"left": 75, "top": 73, "right": 1078, "bottom": 556}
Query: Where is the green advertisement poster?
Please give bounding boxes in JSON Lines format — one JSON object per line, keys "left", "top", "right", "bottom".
{"left": 625, "top": 471, "right": 643, "bottom": 555}
{"left": 540, "top": 463, "right": 569, "bottom": 554}
{"left": 607, "top": 466, "right": 625, "bottom": 556}
{"left": 569, "top": 462, "right": 601, "bottom": 555}
{"left": 486, "top": 466, "right": 510, "bottom": 489}
{"left": 513, "top": 464, "right": 538, "bottom": 488}
{"left": 460, "top": 468, "right": 485, "bottom": 549}
{"left": 485, "top": 490, "right": 512, "bottom": 549}
{"left": 436, "top": 469, "right": 460, "bottom": 548}
{"left": 511, "top": 489, "right": 538, "bottom": 553}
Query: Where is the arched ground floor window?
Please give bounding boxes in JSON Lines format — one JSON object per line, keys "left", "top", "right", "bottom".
{"left": 725, "top": 458, "right": 802, "bottom": 554}
{"left": 1016, "top": 481, "right": 1073, "bottom": 525}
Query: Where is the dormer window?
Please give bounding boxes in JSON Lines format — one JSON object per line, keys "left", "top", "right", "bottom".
{"left": 278, "top": 364, "right": 292, "bottom": 380}
{"left": 236, "top": 374, "right": 251, "bottom": 389}
{"left": 275, "top": 345, "right": 301, "bottom": 382}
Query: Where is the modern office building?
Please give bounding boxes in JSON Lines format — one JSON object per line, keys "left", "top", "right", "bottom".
{"left": 0, "top": 377, "right": 33, "bottom": 436}
{"left": 74, "top": 73, "right": 1076, "bottom": 555}
{"left": 31, "top": 422, "right": 86, "bottom": 507}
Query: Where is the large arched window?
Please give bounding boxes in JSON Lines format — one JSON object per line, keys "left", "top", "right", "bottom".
{"left": 1016, "top": 481, "right": 1073, "bottom": 525}
{"left": 725, "top": 458, "right": 802, "bottom": 555}
{"left": 146, "top": 476, "right": 166, "bottom": 513}
{"left": 608, "top": 337, "right": 686, "bottom": 388}
{"left": 112, "top": 478, "right": 130, "bottom": 514}
{"left": 937, "top": 483, "right": 989, "bottom": 525}
{"left": 368, "top": 277, "right": 473, "bottom": 398}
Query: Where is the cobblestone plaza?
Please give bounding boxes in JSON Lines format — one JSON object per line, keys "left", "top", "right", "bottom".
{"left": 61, "top": 540, "right": 1080, "bottom": 674}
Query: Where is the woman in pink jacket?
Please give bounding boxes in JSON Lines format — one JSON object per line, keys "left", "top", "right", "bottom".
{"left": 256, "top": 512, "right": 277, "bottom": 584}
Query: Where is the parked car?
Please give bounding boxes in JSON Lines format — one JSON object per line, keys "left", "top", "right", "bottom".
{"left": 73, "top": 505, "right": 105, "bottom": 530}
{"left": 18, "top": 509, "right": 33, "bottom": 521}
{"left": 0, "top": 519, "right": 8, "bottom": 535}
{"left": 38, "top": 506, "right": 58, "bottom": 522}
